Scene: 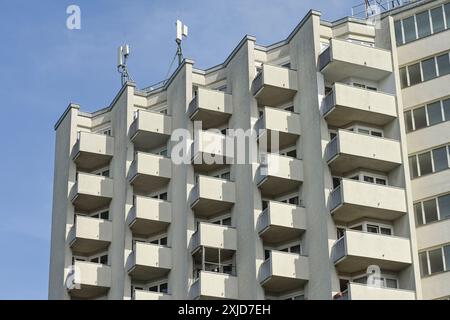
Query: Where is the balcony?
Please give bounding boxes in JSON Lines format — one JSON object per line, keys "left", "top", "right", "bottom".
{"left": 130, "top": 110, "right": 172, "bottom": 150}
{"left": 188, "top": 87, "right": 232, "bottom": 129}
{"left": 189, "top": 271, "right": 238, "bottom": 300}
{"left": 72, "top": 131, "right": 114, "bottom": 171}
{"left": 338, "top": 282, "right": 415, "bottom": 300}
{"left": 128, "top": 152, "right": 171, "bottom": 194}
{"left": 127, "top": 242, "right": 172, "bottom": 281}
{"left": 252, "top": 64, "right": 297, "bottom": 107}
{"left": 259, "top": 251, "right": 309, "bottom": 294}
{"left": 329, "top": 179, "right": 407, "bottom": 222}
{"left": 319, "top": 39, "right": 392, "bottom": 82}
{"left": 191, "top": 223, "right": 237, "bottom": 256}
{"left": 321, "top": 83, "right": 397, "bottom": 127}
{"left": 332, "top": 230, "right": 412, "bottom": 273}
{"left": 70, "top": 173, "right": 113, "bottom": 212}
{"left": 326, "top": 130, "right": 402, "bottom": 174}
{"left": 256, "top": 154, "right": 303, "bottom": 197}
{"left": 257, "top": 201, "right": 306, "bottom": 245}
{"left": 256, "top": 107, "right": 300, "bottom": 151}
{"left": 191, "top": 130, "right": 232, "bottom": 173}
{"left": 133, "top": 290, "right": 171, "bottom": 300}
{"left": 127, "top": 196, "right": 171, "bottom": 237}
{"left": 67, "top": 261, "right": 111, "bottom": 299}
{"left": 189, "top": 176, "right": 235, "bottom": 218}
{"left": 68, "top": 216, "right": 112, "bottom": 255}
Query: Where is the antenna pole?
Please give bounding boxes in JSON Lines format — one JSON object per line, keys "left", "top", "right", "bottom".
{"left": 176, "top": 38, "right": 183, "bottom": 66}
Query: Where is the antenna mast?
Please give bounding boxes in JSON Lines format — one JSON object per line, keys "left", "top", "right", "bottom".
{"left": 175, "top": 20, "right": 188, "bottom": 66}
{"left": 117, "top": 44, "right": 132, "bottom": 86}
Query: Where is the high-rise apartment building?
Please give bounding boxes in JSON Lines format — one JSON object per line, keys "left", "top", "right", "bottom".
{"left": 49, "top": 0, "right": 450, "bottom": 300}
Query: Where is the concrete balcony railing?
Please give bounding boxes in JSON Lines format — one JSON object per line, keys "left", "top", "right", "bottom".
{"left": 328, "top": 178, "right": 407, "bottom": 222}
{"left": 332, "top": 230, "right": 412, "bottom": 273}
{"left": 319, "top": 39, "right": 393, "bottom": 82}
{"left": 188, "top": 87, "right": 232, "bottom": 129}
{"left": 252, "top": 64, "right": 297, "bottom": 107}
{"left": 67, "top": 261, "right": 111, "bottom": 299}
{"left": 189, "top": 271, "right": 238, "bottom": 300}
{"left": 325, "top": 130, "right": 402, "bottom": 174}
{"left": 256, "top": 107, "right": 301, "bottom": 151}
{"left": 191, "top": 222, "right": 237, "bottom": 254}
{"left": 70, "top": 173, "right": 113, "bottom": 212}
{"left": 256, "top": 154, "right": 303, "bottom": 197}
{"left": 257, "top": 201, "right": 306, "bottom": 245}
{"left": 338, "top": 282, "right": 416, "bottom": 300}
{"left": 127, "top": 242, "right": 172, "bottom": 282}
{"left": 259, "top": 251, "right": 309, "bottom": 294}
{"left": 127, "top": 196, "right": 172, "bottom": 237}
{"left": 68, "top": 215, "right": 112, "bottom": 255}
{"left": 130, "top": 109, "right": 172, "bottom": 150}
{"left": 128, "top": 152, "right": 171, "bottom": 194}
{"left": 133, "top": 289, "right": 171, "bottom": 300}
{"left": 189, "top": 175, "right": 235, "bottom": 218}
{"left": 191, "top": 130, "right": 233, "bottom": 173}
{"left": 72, "top": 131, "right": 114, "bottom": 171}
{"left": 321, "top": 83, "right": 397, "bottom": 127}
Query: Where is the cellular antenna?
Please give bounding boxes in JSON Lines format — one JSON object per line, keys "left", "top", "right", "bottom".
{"left": 117, "top": 44, "right": 132, "bottom": 86}
{"left": 175, "top": 20, "right": 188, "bottom": 66}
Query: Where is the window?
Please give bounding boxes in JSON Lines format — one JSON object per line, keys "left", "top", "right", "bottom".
{"left": 421, "top": 57, "right": 437, "bottom": 81}
{"left": 286, "top": 149, "right": 296, "bottom": 158}
{"left": 408, "top": 63, "right": 421, "bottom": 85}
{"left": 375, "top": 178, "right": 386, "bottom": 185}
{"left": 403, "top": 16, "right": 416, "bottom": 43}
{"left": 363, "top": 176, "right": 374, "bottom": 183}
{"left": 446, "top": 3, "right": 450, "bottom": 29}
{"left": 429, "top": 248, "right": 444, "bottom": 273}
{"left": 416, "top": 194, "right": 450, "bottom": 225}
{"left": 400, "top": 67, "right": 408, "bottom": 88}
{"left": 404, "top": 109, "right": 413, "bottom": 132}
{"left": 431, "top": 6, "right": 445, "bottom": 33}
{"left": 367, "top": 225, "right": 379, "bottom": 234}
{"left": 284, "top": 105, "right": 294, "bottom": 112}
{"left": 437, "top": 53, "right": 450, "bottom": 76}
{"left": 159, "top": 283, "right": 168, "bottom": 294}
{"left": 420, "top": 245, "right": 450, "bottom": 277}
{"left": 288, "top": 196, "right": 299, "bottom": 205}
{"left": 406, "top": 98, "right": 450, "bottom": 131}
{"left": 427, "top": 101, "right": 443, "bottom": 125}
{"left": 438, "top": 194, "right": 450, "bottom": 220}
{"left": 380, "top": 227, "right": 392, "bottom": 235}
{"left": 423, "top": 199, "right": 438, "bottom": 223}
{"left": 444, "top": 98, "right": 450, "bottom": 120}
{"left": 418, "top": 152, "right": 433, "bottom": 175}
{"left": 394, "top": 20, "right": 403, "bottom": 45}
{"left": 415, "top": 203, "right": 424, "bottom": 226}
{"left": 416, "top": 11, "right": 431, "bottom": 38}
{"left": 409, "top": 155, "right": 419, "bottom": 178}
{"left": 433, "top": 147, "right": 448, "bottom": 172}
{"left": 385, "top": 278, "right": 398, "bottom": 289}
{"left": 419, "top": 252, "right": 428, "bottom": 277}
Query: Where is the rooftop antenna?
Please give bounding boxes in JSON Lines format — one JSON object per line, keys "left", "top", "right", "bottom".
{"left": 117, "top": 44, "right": 132, "bottom": 86}
{"left": 175, "top": 20, "right": 188, "bottom": 66}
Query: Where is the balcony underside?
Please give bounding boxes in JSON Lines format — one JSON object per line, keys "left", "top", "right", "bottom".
{"left": 69, "top": 285, "right": 109, "bottom": 300}
{"left": 128, "top": 265, "right": 170, "bottom": 282}
{"left": 73, "top": 152, "right": 112, "bottom": 172}
{"left": 131, "top": 131, "right": 170, "bottom": 150}
{"left": 258, "top": 130, "right": 299, "bottom": 152}
{"left": 335, "top": 255, "right": 410, "bottom": 274}
{"left": 254, "top": 85, "right": 296, "bottom": 107}
{"left": 71, "top": 194, "right": 111, "bottom": 213}
{"left": 191, "top": 198, "right": 234, "bottom": 218}
{"left": 332, "top": 203, "right": 406, "bottom": 223}
{"left": 324, "top": 105, "right": 396, "bottom": 127}
{"left": 129, "top": 174, "right": 170, "bottom": 194}
{"left": 129, "top": 218, "right": 170, "bottom": 238}
{"left": 328, "top": 154, "right": 400, "bottom": 175}
{"left": 258, "top": 177, "right": 301, "bottom": 197}
{"left": 190, "top": 109, "right": 231, "bottom": 130}
{"left": 261, "top": 275, "right": 307, "bottom": 294}
{"left": 321, "top": 61, "right": 391, "bottom": 82}
{"left": 259, "top": 225, "right": 303, "bottom": 245}
{"left": 70, "top": 238, "right": 110, "bottom": 256}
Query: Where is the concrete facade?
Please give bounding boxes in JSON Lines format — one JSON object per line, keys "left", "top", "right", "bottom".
{"left": 49, "top": 0, "right": 450, "bottom": 300}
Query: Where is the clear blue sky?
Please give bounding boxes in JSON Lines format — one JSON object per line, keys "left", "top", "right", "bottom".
{"left": 0, "top": 0, "right": 350, "bottom": 299}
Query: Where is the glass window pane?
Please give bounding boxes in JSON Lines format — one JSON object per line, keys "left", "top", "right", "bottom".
{"left": 418, "top": 152, "right": 433, "bottom": 175}
{"left": 438, "top": 194, "right": 450, "bottom": 220}
{"left": 405, "top": 111, "right": 413, "bottom": 132}
{"left": 429, "top": 248, "right": 444, "bottom": 274}
{"left": 422, "top": 58, "right": 437, "bottom": 81}
{"left": 445, "top": 3, "right": 450, "bottom": 30}
{"left": 416, "top": 11, "right": 431, "bottom": 38}
{"left": 380, "top": 227, "right": 392, "bottom": 235}
{"left": 423, "top": 199, "right": 438, "bottom": 223}
{"left": 403, "top": 16, "right": 417, "bottom": 43}
{"left": 433, "top": 147, "right": 448, "bottom": 172}
{"left": 413, "top": 106, "right": 427, "bottom": 129}
{"left": 427, "top": 101, "right": 443, "bottom": 125}
{"left": 367, "top": 225, "right": 379, "bottom": 233}
{"left": 394, "top": 20, "right": 403, "bottom": 45}
{"left": 159, "top": 283, "right": 168, "bottom": 293}
{"left": 437, "top": 53, "right": 450, "bottom": 76}
{"left": 364, "top": 176, "right": 374, "bottom": 183}
{"left": 415, "top": 203, "right": 424, "bottom": 226}
{"left": 419, "top": 252, "right": 429, "bottom": 277}
{"left": 445, "top": 245, "right": 450, "bottom": 271}
{"left": 375, "top": 178, "right": 386, "bottom": 185}
{"left": 386, "top": 279, "right": 398, "bottom": 289}
{"left": 408, "top": 63, "right": 422, "bottom": 85}
{"left": 409, "top": 156, "right": 419, "bottom": 178}
{"left": 290, "top": 245, "right": 301, "bottom": 254}
{"left": 443, "top": 98, "right": 450, "bottom": 121}
{"left": 400, "top": 67, "right": 408, "bottom": 88}
{"left": 431, "top": 6, "right": 445, "bottom": 33}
